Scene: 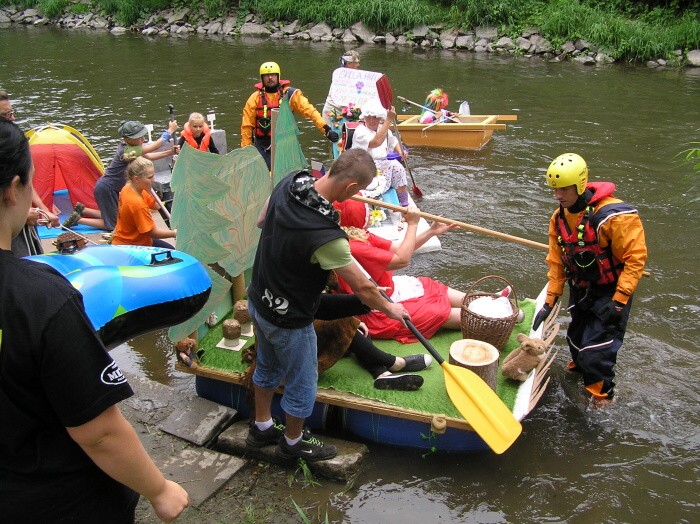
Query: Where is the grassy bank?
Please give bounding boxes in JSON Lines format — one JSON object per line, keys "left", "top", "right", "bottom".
{"left": 2, "top": 0, "right": 699, "bottom": 62}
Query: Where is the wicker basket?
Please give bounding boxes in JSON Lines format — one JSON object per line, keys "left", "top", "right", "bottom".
{"left": 460, "top": 275, "right": 519, "bottom": 351}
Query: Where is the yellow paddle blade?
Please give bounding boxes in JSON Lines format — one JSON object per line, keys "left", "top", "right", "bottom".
{"left": 442, "top": 361, "right": 522, "bottom": 454}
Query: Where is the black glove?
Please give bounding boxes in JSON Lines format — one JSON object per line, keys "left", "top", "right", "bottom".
{"left": 532, "top": 304, "right": 553, "bottom": 331}
{"left": 598, "top": 300, "right": 625, "bottom": 326}
{"left": 323, "top": 124, "right": 339, "bottom": 143}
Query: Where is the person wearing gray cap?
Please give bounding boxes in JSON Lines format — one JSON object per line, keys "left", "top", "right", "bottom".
{"left": 73, "top": 119, "right": 179, "bottom": 232}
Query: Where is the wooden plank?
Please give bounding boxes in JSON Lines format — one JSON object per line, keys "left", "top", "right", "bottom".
{"left": 176, "top": 362, "right": 475, "bottom": 431}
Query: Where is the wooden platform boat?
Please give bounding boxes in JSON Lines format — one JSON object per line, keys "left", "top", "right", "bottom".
{"left": 395, "top": 114, "right": 517, "bottom": 151}
{"left": 161, "top": 101, "right": 554, "bottom": 453}
{"left": 176, "top": 286, "right": 558, "bottom": 453}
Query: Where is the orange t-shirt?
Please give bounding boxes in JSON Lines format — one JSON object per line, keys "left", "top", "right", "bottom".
{"left": 111, "top": 185, "right": 157, "bottom": 246}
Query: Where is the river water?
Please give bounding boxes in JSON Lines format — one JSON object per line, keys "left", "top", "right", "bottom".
{"left": 2, "top": 26, "right": 698, "bottom": 523}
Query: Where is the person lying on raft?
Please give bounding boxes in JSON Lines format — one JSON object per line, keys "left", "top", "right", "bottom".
{"left": 333, "top": 198, "right": 465, "bottom": 343}
{"left": 315, "top": 291, "right": 433, "bottom": 391}
{"left": 350, "top": 99, "right": 410, "bottom": 206}
{"left": 110, "top": 157, "right": 176, "bottom": 249}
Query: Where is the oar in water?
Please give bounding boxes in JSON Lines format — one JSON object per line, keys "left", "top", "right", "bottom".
{"left": 351, "top": 256, "right": 522, "bottom": 454}
{"left": 375, "top": 74, "right": 424, "bottom": 198}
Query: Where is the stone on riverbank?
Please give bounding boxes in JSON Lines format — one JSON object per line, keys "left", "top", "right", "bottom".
{"left": 1, "top": 5, "right": 698, "bottom": 67}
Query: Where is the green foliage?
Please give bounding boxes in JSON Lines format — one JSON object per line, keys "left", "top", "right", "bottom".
{"left": 94, "top": 0, "right": 169, "bottom": 25}
{"left": 37, "top": 0, "right": 69, "bottom": 18}
{"left": 533, "top": 0, "right": 700, "bottom": 61}
{"left": 246, "top": 0, "right": 445, "bottom": 31}
{"left": 441, "top": 0, "right": 543, "bottom": 28}
{"left": 68, "top": 2, "right": 91, "bottom": 15}
{"left": 292, "top": 498, "right": 330, "bottom": 524}
{"left": 677, "top": 142, "right": 700, "bottom": 175}
{"left": 0, "top": 0, "right": 36, "bottom": 7}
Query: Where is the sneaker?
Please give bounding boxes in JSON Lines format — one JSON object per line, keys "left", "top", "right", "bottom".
{"left": 245, "top": 418, "right": 285, "bottom": 448}
{"left": 61, "top": 210, "right": 82, "bottom": 229}
{"left": 275, "top": 429, "right": 337, "bottom": 462}
{"left": 374, "top": 373, "right": 424, "bottom": 391}
{"left": 399, "top": 354, "right": 433, "bottom": 372}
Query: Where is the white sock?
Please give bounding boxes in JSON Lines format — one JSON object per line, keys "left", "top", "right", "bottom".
{"left": 255, "top": 418, "right": 273, "bottom": 431}
{"left": 285, "top": 434, "right": 302, "bottom": 446}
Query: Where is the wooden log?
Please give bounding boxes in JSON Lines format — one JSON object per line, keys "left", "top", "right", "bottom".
{"left": 449, "top": 339, "right": 500, "bottom": 392}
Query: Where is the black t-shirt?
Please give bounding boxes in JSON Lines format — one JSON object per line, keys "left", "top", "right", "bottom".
{"left": 0, "top": 249, "right": 138, "bottom": 522}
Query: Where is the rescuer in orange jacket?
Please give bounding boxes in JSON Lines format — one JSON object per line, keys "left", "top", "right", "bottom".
{"left": 241, "top": 61, "right": 339, "bottom": 169}
{"left": 533, "top": 153, "right": 647, "bottom": 402}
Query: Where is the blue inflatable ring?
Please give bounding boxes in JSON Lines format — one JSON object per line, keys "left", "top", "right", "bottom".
{"left": 27, "top": 245, "right": 212, "bottom": 349}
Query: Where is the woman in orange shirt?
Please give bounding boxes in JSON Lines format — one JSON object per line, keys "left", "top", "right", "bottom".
{"left": 111, "top": 157, "right": 176, "bottom": 248}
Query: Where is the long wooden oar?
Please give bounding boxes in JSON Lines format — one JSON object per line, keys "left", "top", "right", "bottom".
{"left": 354, "top": 195, "right": 653, "bottom": 276}
{"left": 376, "top": 74, "right": 423, "bottom": 198}
{"left": 351, "top": 256, "right": 522, "bottom": 454}
{"left": 353, "top": 194, "right": 548, "bottom": 251}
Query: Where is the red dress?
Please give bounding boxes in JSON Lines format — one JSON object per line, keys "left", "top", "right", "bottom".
{"left": 338, "top": 233, "right": 451, "bottom": 343}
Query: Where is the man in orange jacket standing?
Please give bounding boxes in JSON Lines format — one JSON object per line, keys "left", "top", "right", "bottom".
{"left": 241, "top": 61, "right": 339, "bottom": 169}
{"left": 533, "top": 153, "right": 647, "bottom": 403}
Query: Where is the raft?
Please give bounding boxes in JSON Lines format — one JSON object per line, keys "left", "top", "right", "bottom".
{"left": 26, "top": 245, "right": 212, "bottom": 349}
{"left": 177, "top": 285, "right": 557, "bottom": 453}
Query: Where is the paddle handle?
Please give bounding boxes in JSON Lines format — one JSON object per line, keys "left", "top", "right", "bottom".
{"left": 352, "top": 195, "right": 549, "bottom": 251}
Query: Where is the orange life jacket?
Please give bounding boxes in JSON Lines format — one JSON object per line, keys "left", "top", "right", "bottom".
{"left": 180, "top": 122, "right": 212, "bottom": 152}
{"left": 254, "top": 80, "right": 296, "bottom": 138}
{"left": 555, "top": 202, "right": 635, "bottom": 287}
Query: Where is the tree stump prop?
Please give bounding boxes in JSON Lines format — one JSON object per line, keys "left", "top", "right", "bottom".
{"left": 449, "top": 339, "right": 500, "bottom": 392}
{"left": 222, "top": 319, "right": 242, "bottom": 348}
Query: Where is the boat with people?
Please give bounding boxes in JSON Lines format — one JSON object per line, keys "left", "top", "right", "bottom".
{"left": 162, "top": 99, "right": 556, "bottom": 454}
{"left": 395, "top": 113, "right": 517, "bottom": 151}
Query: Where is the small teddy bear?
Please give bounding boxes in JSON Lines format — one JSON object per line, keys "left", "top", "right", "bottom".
{"left": 175, "top": 337, "right": 198, "bottom": 367}
{"left": 501, "top": 333, "right": 547, "bottom": 381}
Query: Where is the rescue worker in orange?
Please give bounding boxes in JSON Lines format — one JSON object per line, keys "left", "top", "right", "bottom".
{"left": 178, "top": 112, "right": 219, "bottom": 154}
{"left": 241, "top": 61, "right": 339, "bottom": 169}
{"left": 533, "top": 153, "right": 647, "bottom": 402}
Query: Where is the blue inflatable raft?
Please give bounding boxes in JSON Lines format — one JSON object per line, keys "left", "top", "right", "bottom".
{"left": 27, "top": 245, "right": 212, "bottom": 349}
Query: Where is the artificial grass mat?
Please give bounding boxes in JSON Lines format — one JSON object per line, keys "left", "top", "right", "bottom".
{"left": 197, "top": 299, "right": 535, "bottom": 421}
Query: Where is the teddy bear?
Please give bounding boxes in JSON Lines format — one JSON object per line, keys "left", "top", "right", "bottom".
{"left": 501, "top": 333, "right": 547, "bottom": 381}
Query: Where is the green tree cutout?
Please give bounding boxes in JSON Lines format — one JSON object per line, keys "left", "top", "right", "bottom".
{"left": 167, "top": 143, "right": 269, "bottom": 342}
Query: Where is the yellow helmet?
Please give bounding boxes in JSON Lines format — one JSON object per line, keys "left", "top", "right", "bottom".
{"left": 259, "top": 61, "right": 280, "bottom": 77}
{"left": 546, "top": 153, "right": 588, "bottom": 195}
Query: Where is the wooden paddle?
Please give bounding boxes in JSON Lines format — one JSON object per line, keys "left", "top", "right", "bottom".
{"left": 353, "top": 195, "right": 653, "bottom": 276}
{"left": 351, "top": 256, "right": 522, "bottom": 454}
{"left": 376, "top": 74, "right": 423, "bottom": 198}
{"left": 353, "top": 194, "right": 549, "bottom": 251}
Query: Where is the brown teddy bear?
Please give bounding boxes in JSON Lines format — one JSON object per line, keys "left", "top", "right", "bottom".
{"left": 501, "top": 333, "right": 547, "bottom": 381}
